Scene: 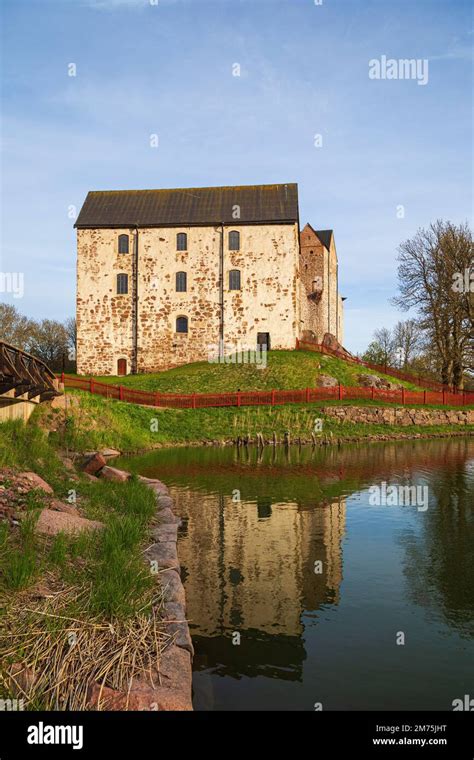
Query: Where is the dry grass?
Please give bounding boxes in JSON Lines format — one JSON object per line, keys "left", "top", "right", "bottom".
{"left": 0, "top": 580, "right": 171, "bottom": 711}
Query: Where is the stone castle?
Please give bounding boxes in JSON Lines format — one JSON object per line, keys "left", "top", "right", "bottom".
{"left": 75, "top": 183, "right": 344, "bottom": 375}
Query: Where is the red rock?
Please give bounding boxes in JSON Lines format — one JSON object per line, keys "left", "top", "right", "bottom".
{"left": 83, "top": 453, "right": 106, "bottom": 475}
{"left": 19, "top": 472, "right": 53, "bottom": 494}
{"left": 157, "top": 508, "right": 181, "bottom": 525}
{"left": 100, "top": 466, "right": 130, "bottom": 483}
{"left": 163, "top": 602, "right": 194, "bottom": 655}
{"left": 35, "top": 509, "right": 103, "bottom": 536}
{"left": 159, "top": 569, "right": 186, "bottom": 606}
{"left": 7, "top": 663, "right": 35, "bottom": 694}
{"left": 100, "top": 448, "right": 121, "bottom": 458}
{"left": 146, "top": 541, "right": 179, "bottom": 571}
{"left": 152, "top": 523, "right": 178, "bottom": 543}
{"left": 49, "top": 499, "right": 79, "bottom": 516}
{"left": 86, "top": 646, "right": 192, "bottom": 711}
{"left": 82, "top": 472, "right": 99, "bottom": 482}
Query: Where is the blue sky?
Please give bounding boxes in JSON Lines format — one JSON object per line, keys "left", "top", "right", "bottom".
{"left": 0, "top": 0, "right": 472, "bottom": 353}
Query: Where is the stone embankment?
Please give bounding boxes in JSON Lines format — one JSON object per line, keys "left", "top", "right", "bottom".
{"left": 321, "top": 405, "right": 474, "bottom": 427}
{"left": 1, "top": 453, "right": 193, "bottom": 710}
{"left": 82, "top": 454, "right": 193, "bottom": 711}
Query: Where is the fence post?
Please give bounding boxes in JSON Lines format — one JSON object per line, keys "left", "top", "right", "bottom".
{"left": 442, "top": 390, "right": 446, "bottom": 406}
{"left": 339, "top": 384, "right": 343, "bottom": 401}
{"left": 119, "top": 385, "right": 124, "bottom": 401}
{"left": 237, "top": 391, "right": 242, "bottom": 408}
{"left": 401, "top": 388, "right": 405, "bottom": 405}
{"left": 371, "top": 386, "right": 374, "bottom": 401}
{"left": 423, "top": 390, "right": 426, "bottom": 405}
{"left": 90, "top": 378, "right": 94, "bottom": 394}
{"left": 271, "top": 390, "right": 275, "bottom": 406}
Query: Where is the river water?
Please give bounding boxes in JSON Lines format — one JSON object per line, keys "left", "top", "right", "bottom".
{"left": 117, "top": 438, "right": 474, "bottom": 711}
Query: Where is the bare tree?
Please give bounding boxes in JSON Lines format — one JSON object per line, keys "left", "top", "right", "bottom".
{"left": 392, "top": 320, "right": 422, "bottom": 369}
{"left": 373, "top": 327, "right": 396, "bottom": 367}
{"left": 28, "top": 319, "right": 70, "bottom": 371}
{"left": 393, "top": 220, "right": 473, "bottom": 388}
{"left": 0, "top": 303, "right": 34, "bottom": 349}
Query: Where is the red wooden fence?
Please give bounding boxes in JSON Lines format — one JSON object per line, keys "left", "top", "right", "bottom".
{"left": 296, "top": 338, "right": 462, "bottom": 394}
{"left": 59, "top": 374, "right": 474, "bottom": 409}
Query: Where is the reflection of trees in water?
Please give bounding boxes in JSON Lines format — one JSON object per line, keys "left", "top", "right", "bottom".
{"left": 401, "top": 447, "right": 474, "bottom": 637}
{"left": 125, "top": 436, "right": 474, "bottom": 508}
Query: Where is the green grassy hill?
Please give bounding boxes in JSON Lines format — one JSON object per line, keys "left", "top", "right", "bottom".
{"left": 93, "top": 350, "right": 422, "bottom": 393}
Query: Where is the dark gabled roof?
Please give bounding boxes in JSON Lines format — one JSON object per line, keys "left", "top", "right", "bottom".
{"left": 315, "top": 229, "right": 333, "bottom": 250}
{"left": 74, "top": 183, "right": 299, "bottom": 228}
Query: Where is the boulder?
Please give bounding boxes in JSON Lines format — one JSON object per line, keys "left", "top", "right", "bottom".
{"left": 100, "top": 448, "right": 121, "bottom": 459}
{"left": 83, "top": 453, "right": 106, "bottom": 476}
{"left": 152, "top": 523, "right": 179, "bottom": 543}
{"left": 156, "top": 495, "right": 173, "bottom": 510}
{"left": 159, "top": 568, "right": 186, "bottom": 606}
{"left": 146, "top": 541, "right": 179, "bottom": 571}
{"left": 18, "top": 472, "right": 53, "bottom": 494}
{"left": 49, "top": 499, "right": 79, "bottom": 516}
{"left": 82, "top": 472, "right": 99, "bottom": 482}
{"left": 85, "top": 645, "right": 192, "bottom": 711}
{"left": 322, "top": 333, "right": 356, "bottom": 360}
{"left": 35, "top": 509, "right": 103, "bottom": 536}
{"left": 139, "top": 476, "right": 169, "bottom": 495}
{"left": 157, "top": 507, "right": 181, "bottom": 526}
{"left": 316, "top": 374, "right": 338, "bottom": 388}
{"left": 163, "top": 602, "right": 194, "bottom": 656}
{"left": 357, "top": 373, "right": 385, "bottom": 388}
{"left": 100, "top": 466, "right": 130, "bottom": 483}
{"left": 6, "top": 663, "right": 35, "bottom": 696}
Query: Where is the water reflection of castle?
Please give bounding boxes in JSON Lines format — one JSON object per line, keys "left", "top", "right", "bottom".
{"left": 174, "top": 489, "right": 346, "bottom": 640}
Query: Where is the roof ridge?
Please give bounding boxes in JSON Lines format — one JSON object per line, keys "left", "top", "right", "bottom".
{"left": 87, "top": 182, "right": 298, "bottom": 195}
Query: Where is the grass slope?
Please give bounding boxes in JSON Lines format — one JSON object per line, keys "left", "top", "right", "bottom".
{"left": 91, "top": 350, "right": 423, "bottom": 393}
{"left": 37, "top": 391, "right": 474, "bottom": 454}
{"left": 0, "top": 420, "right": 165, "bottom": 709}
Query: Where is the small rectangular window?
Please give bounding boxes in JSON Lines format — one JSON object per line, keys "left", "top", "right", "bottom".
{"left": 176, "top": 316, "right": 188, "bottom": 333}
{"left": 229, "top": 231, "right": 240, "bottom": 251}
{"left": 117, "top": 273, "right": 128, "bottom": 294}
{"left": 177, "top": 233, "right": 187, "bottom": 251}
{"left": 176, "top": 272, "right": 187, "bottom": 292}
{"left": 229, "top": 269, "right": 241, "bottom": 290}
{"left": 118, "top": 234, "right": 129, "bottom": 254}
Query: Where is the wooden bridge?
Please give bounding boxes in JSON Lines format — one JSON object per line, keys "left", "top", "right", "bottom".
{"left": 0, "top": 340, "right": 62, "bottom": 422}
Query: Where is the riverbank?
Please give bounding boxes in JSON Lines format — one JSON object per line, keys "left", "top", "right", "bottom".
{"left": 38, "top": 391, "right": 474, "bottom": 454}
{"left": 0, "top": 421, "right": 192, "bottom": 711}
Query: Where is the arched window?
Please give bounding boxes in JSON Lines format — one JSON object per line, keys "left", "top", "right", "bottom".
{"left": 176, "top": 271, "right": 187, "bottom": 292}
{"left": 177, "top": 233, "right": 187, "bottom": 251}
{"left": 116, "top": 273, "right": 128, "bottom": 294}
{"left": 176, "top": 316, "right": 188, "bottom": 334}
{"left": 229, "top": 230, "right": 240, "bottom": 251}
{"left": 229, "top": 269, "right": 241, "bottom": 290}
{"left": 118, "top": 234, "right": 129, "bottom": 254}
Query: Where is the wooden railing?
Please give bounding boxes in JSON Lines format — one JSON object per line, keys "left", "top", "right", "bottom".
{"left": 59, "top": 374, "right": 474, "bottom": 409}
{"left": 296, "top": 338, "right": 462, "bottom": 394}
{"left": 0, "top": 341, "right": 60, "bottom": 400}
